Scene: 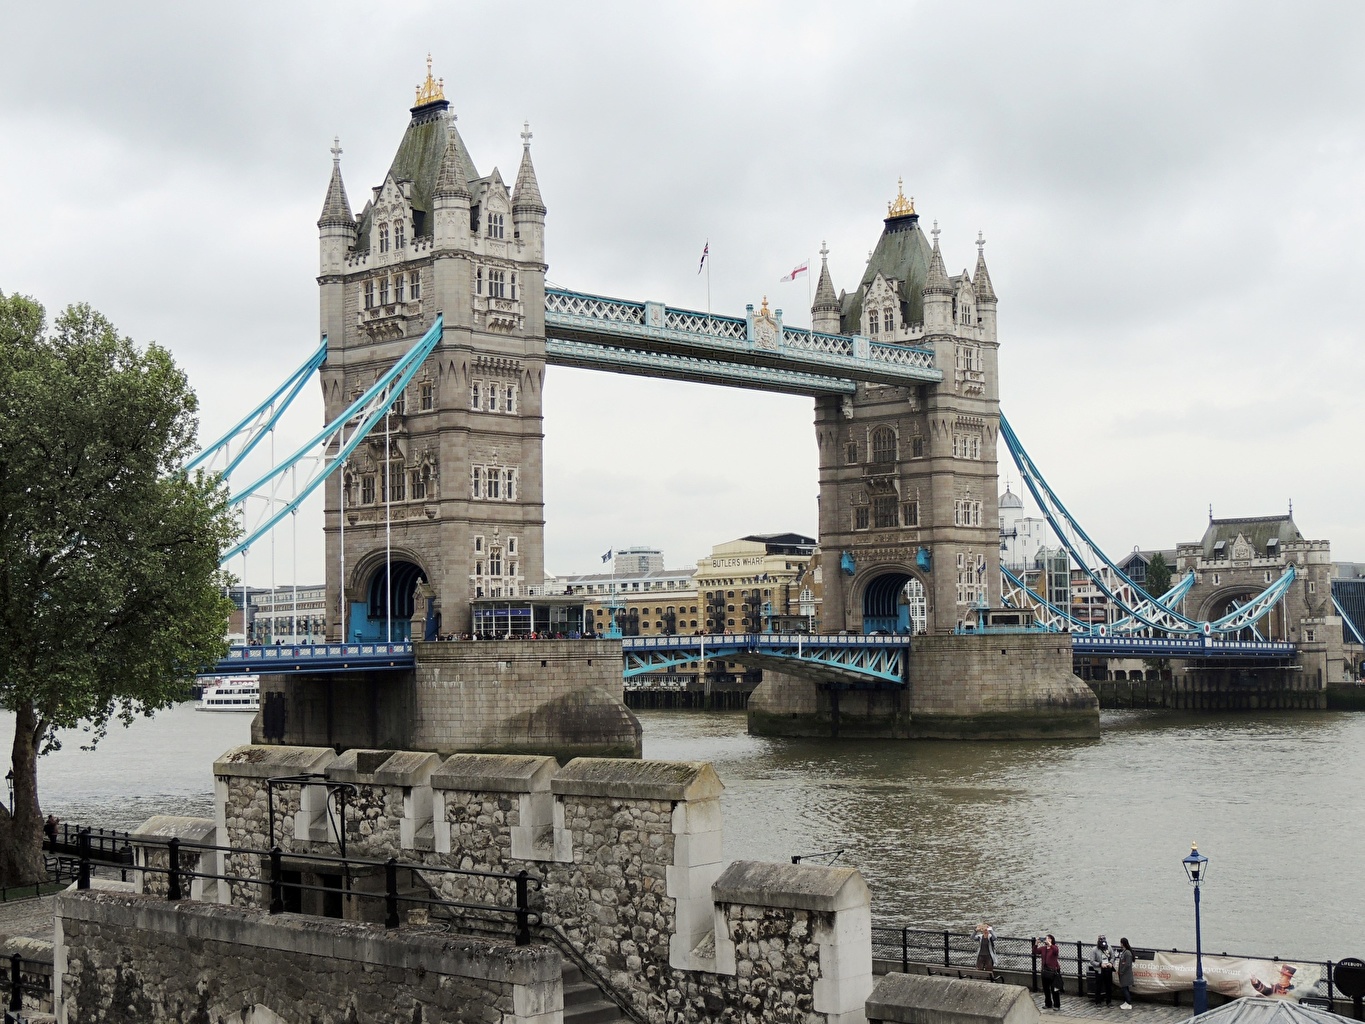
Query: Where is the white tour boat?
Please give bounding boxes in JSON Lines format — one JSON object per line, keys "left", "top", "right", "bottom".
{"left": 197, "top": 676, "right": 260, "bottom": 712}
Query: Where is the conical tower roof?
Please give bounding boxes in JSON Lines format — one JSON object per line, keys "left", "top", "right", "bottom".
{"left": 434, "top": 128, "right": 472, "bottom": 200}
{"left": 925, "top": 227, "right": 953, "bottom": 296}
{"left": 813, "top": 242, "right": 839, "bottom": 313}
{"left": 318, "top": 138, "right": 354, "bottom": 229}
{"left": 840, "top": 182, "right": 932, "bottom": 333}
{"left": 973, "top": 232, "right": 997, "bottom": 302}
{"left": 512, "top": 121, "right": 546, "bottom": 215}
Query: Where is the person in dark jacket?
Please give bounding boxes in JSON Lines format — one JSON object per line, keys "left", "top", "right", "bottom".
{"left": 1117, "top": 938, "right": 1136, "bottom": 1009}
{"left": 1090, "top": 936, "right": 1115, "bottom": 1005}
{"left": 1034, "top": 934, "right": 1064, "bottom": 1010}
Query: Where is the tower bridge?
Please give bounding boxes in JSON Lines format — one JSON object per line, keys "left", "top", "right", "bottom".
{"left": 202, "top": 64, "right": 1329, "bottom": 751}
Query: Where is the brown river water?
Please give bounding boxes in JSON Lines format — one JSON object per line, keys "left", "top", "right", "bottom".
{"left": 6, "top": 704, "right": 1361, "bottom": 961}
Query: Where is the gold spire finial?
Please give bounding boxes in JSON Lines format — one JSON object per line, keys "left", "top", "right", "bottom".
{"left": 415, "top": 53, "right": 446, "bottom": 106}
{"left": 887, "top": 177, "right": 916, "bottom": 218}
{"left": 760, "top": 295, "right": 770, "bottom": 317}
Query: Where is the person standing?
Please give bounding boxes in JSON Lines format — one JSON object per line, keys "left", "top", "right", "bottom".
{"left": 1091, "top": 936, "right": 1115, "bottom": 1005}
{"left": 1116, "top": 938, "right": 1135, "bottom": 1009}
{"left": 975, "top": 923, "right": 999, "bottom": 973}
{"left": 1034, "top": 934, "right": 1064, "bottom": 1011}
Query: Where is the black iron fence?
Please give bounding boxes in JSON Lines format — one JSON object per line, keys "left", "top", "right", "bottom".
{"left": 871, "top": 926, "right": 1341, "bottom": 1006}
{"left": 0, "top": 951, "right": 52, "bottom": 1016}
{"left": 77, "top": 835, "right": 542, "bottom": 945}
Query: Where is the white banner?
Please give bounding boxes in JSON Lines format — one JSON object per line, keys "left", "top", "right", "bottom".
{"left": 1132, "top": 952, "right": 1322, "bottom": 1000}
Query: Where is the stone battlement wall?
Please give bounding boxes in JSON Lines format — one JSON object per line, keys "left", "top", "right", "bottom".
{"left": 209, "top": 744, "right": 873, "bottom": 1024}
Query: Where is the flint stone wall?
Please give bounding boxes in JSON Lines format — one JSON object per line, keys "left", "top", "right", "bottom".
{"left": 54, "top": 890, "right": 562, "bottom": 1024}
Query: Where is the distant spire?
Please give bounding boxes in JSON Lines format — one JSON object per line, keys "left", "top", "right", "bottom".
{"left": 317, "top": 136, "right": 354, "bottom": 228}
{"left": 434, "top": 125, "right": 471, "bottom": 200}
{"left": 812, "top": 240, "right": 839, "bottom": 313}
{"left": 973, "top": 230, "right": 997, "bottom": 302}
{"left": 925, "top": 224, "right": 952, "bottom": 295}
{"left": 1209, "top": 503, "right": 1214, "bottom": 523}
{"left": 512, "top": 120, "right": 546, "bottom": 215}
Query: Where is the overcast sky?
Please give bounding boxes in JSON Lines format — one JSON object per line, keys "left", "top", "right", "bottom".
{"left": 3, "top": 2, "right": 1363, "bottom": 584}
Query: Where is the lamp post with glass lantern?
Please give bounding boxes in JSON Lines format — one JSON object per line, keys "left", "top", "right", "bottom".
{"left": 1183, "top": 843, "right": 1210, "bottom": 1015}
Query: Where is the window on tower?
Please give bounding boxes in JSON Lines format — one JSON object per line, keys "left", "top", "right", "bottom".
{"left": 395, "top": 275, "right": 405, "bottom": 303}
{"left": 476, "top": 267, "right": 484, "bottom": 295}
{"left": 903, "top": 501, "right": 920, "bottom": 527}
{"left": 489, "top": 269, "right": 506, "bottom": 298}
{"left": 379, "top": 277, "right": 390, "bottom": 305}
{"left": 410, "top": 469, "right": 426, "bottom": 500}
{"left": 394, "top": 223, "right": 406, "bottom": 249}
{"left": 488, "top": 212, "right": 505, "bottom": 239}
{"left": 379, "top": 224, "right": 390, "bottom": 253}
{"left": 363, "top": 280, "right": 375, "bottom": 309}
{"left": 410, "top": 271, "right": 421, "bottom": 300}
{"left": 361, "top": 475, "right": 376, "bottom": 504}
{"left": 871, "top": 427, "right": 896, "bottom": 464}
{"left": 471, "top": 467, "right": 483, "bottom": 498}
{"left": 868, "top": 314, "right": 879, "bottom": 335}
{"left": 510, "top": 272, "right": 518, "bottom": 301}
{"left": 873, "top": 496, "right": 899, "bottom": 529}
{"left": 420, "top": 381, "right": 434, "bottom": 411}
{"left": 855, "top": 507, "right": 870, "bottom": 530}
{"left": 883, "top": 308, "right": 894, "bottom": 333}
{"left": 504, "top": 385, "right": 516, "bottom": 414}
{"left": 470, "top": 381, "right": 481, "bottom": 410}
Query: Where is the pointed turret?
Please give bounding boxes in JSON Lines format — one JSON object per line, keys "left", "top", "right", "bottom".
{"left": 432, "top": 122, "right": 472, "bottom": 248}
{"left": 434, "top": 128, "right": 472, "bottom": 200}
{"left": 318, "top": 137, "right": 354, "bottom": 229}
{"left": 922, "top": 221, "right": 954, "bottom": 332}
{"left": 511, "top": 121, "right": 546, "bottom": 260}
{"left": 973, "top": 231, "right": 997, "bottom": 342}
{"left": 812, "top": 241, "right": 841, "bottom": 334}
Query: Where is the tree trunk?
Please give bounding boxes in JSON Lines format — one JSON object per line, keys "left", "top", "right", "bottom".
{"left": 0, "top": 704, "right": 48, "bottom": 886}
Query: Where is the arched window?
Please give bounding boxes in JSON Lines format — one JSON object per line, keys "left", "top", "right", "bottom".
{"left": 363, "top": 280, "right": 374, "bottom": 309}
{"left": 871, "top": 427, "right": 897, "bottom": 464}
{"left": 395, "top": 275, "right": 405, "bottom": 303}
{"left": 868, "top": 313, "right": 879, "bottom": 335}
{"left": 394, "top": 222, "right": 406, "bottom": 249}
{"left": 476, "top": 267, "right": 484, "bottom": 295}
{"left": 379, "top": 277, "right": 390, "bottom": 305}
{"left": 489, "top": 549, "right": 503, "bottom": 576}
{"left": 487, "top": 212, "right": 504, "bottom": 239}
{"left": 378, "top": 224, "right": 390, "bottom": 253}
{"left": 409, "top": 271, "right": 421, "bottom": 300}
{"left": 883, "top": 308, "right": 894, "bottom": 333}
{"left": 471, "top": 467, "right": 482, "bottom": 498}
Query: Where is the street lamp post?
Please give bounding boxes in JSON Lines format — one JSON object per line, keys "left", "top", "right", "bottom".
{"left": 1183, "top": 843, "right": 1210, "bottom": 1015}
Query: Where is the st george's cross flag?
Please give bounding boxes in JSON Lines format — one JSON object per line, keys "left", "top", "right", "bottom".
{"left": 697, "top": 241, "right": 709, "bottom": 274}
{"left": 778, "top": 260, "right": 809, "bottom": 283}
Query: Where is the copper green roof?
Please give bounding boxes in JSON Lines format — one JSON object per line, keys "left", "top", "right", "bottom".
{"left": 841, "top": 212, "right": 932, "bottom": 334}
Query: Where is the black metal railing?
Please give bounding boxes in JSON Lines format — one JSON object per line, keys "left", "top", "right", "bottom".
{"left": 871, "top": 925, "right": 1340, "bottom": 1006}
{"left": 45, "top": 823, "right": 133, "bottom": 866}
{"left": 0, "top": 951, "right": 52, "bottom": 1015}
{"left": 76, "top": 836, "right": 542, "bottom": 945}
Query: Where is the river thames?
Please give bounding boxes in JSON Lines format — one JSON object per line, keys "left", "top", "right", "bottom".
{"left": 6, "top": 705, "right": 1361, "bottom": 961}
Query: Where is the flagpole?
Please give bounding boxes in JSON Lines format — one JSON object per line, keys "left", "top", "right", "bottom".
{"left": 806, "top": 253, "right": 812, "bottom": 329}
{"left": 706, "top": 250, "right": 711, "bottom": 319}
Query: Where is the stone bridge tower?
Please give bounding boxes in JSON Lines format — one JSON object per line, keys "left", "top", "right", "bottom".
{"left": 814, "top": 185, "right": 1001, "bottom": 635}
{"left": 318, "top": 61, "right": 548, "bottom": 640}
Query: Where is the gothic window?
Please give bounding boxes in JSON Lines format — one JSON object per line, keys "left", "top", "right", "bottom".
{"left": 510, "top": 272, "right": 518, "bottom": 301}
{"left": 509, "top": 561, "right": 518, "bottom": 579}
{"left": 871, "top": 427, "right": 896, "bottom": 464}
{"left": 508, "top": 537, "right": 516, "bottom": 554}
{"left": 873, "top": 496, "right": 898, "bottom": 528}
{"left": 489, "top": 549, "right": 503, "bottom": 576}
{"left": 472, "top": 467, "right": 482, "bottom": 498}
{"left": 361, "top": 475, "right": 375, "bottom": 504}
{"left": 383, "top": 463, "right": 404, "bottom": 502}
{"left": 953, "top": 499, "right": 983, "bottom": 526}
{"left": 489, "top": 269, "right": 506, "bottom": 298}
{"left": 868, "top": 313, "right": 879, "bottom": 335}
{"left": 474, "top": 535, "right": 483, "bottom": 552}
{"left": 476, "top": 267, "right": 484, "bottom": 295}
{"left": 470, "top": 382, "right": 481, "bottom": 409}
{"left": 410, "top": 469, "right": 426, "bottom": 500}
{"left": 363, "top": 280, "right": 374, "bottom": 309}
{"left": 394, "top": 223, "right": 406, "bottom": 249}
{"left": 883, "top": 308, "right": 894, "bottom": 333}
{"left": 846, "top": 440, "right": 859, "bottom": 464}
{"left": 488, "top": 470, "right": 500, "bottom": 499}
{"left": 488, "top": 386, "right": 499, "bottom": 412}
{"left": 379, "top": 277, "right": 390, "bottom": 305}
{"left": 395, "top": 275, "right": 405, "bottom": 303}
{"left": 855, "top": 507, "right": 870, "bottom": 530}
{"left": 505, "top": 469, "right": 517, "bottom": 501}
{"left": 903, "top": 501, "right": 920, "bottom": 527}
{"left": 379, "top": 224, "right": 390, "bottom": 253}
{"left": 912, "top": 436, "right": 924, "bottom": 458}
{"left": 420, "top": 381, "right": 434, "bottom": 411}
{"left": 504, "top": 385, "right": 517, "bottom": 414}
{"left": 409, "top": 271, "right": 421, "bottom": 300}
{"left": 487, "top": 212, "right": 505, "bottom": 239}
{"left": 391, "top": 389, "right": 406, "bottom": 416}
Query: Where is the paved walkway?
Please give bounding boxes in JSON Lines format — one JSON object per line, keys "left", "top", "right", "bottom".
{"left": 1037, "top": 992, "right": 1193, "bottom": 1024}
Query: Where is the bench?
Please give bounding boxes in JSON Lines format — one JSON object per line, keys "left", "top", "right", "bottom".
{"left": 924, "top": 964, "right": 1005, "bottom": 984}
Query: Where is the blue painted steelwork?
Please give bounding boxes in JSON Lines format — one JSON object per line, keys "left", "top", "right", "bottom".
{"left": 1000, "top": 413, "right": 1295, "bottom": 638}
{"left": 1072, "top": 635, "right": 1297, "bottom": 659}
{"left": 543, "top": 288, "right": 941, "bottom": 393}
{"left": 207, "top": 642, "right": 414, "bottom": 675}
{"left": 221, "top": 315, "right": 444, "bottom": 564}
{"left": 621, "top": 633, "right": 909, "bottom": 685}
{"left": 1001, "top": 565, "right": 1199, "bottom": 636}
{"left": 185, "top": 336, "right": 328, "bottom": 478}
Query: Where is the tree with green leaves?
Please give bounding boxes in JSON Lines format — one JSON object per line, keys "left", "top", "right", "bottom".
{"left": 0, "top": 292, "right": 237, "bottom": 884}
{"left": 1143, "top": 552, "right": 1172, "bottom": 599}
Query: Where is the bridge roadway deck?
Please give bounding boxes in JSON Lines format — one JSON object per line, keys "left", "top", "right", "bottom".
{"left": 204, "top": 634, "right": 1296, "bottom": 679}
{"left": 544, "top": 288, "right": 944, "bottom": 395}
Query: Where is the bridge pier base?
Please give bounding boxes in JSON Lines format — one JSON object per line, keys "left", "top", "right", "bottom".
{"left": 748, "top": 633, "right": 1098, "bottom": 740}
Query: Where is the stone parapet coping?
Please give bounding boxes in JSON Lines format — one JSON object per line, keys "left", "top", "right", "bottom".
{"left": 372, "top": 750, "right": 443, "bottom": 787}
{"left": 552, "top": 757, "right": 723, "bottom": 801}
{"left": 326, "top": 748, "right": 399, "bottom": 784}
{"left": 431, "top": 753, "right": 558, "bottom": 793}
{"left": 130, "top": 816, "right": 216, "bottom": 844}
{"left": 712, "top": 860, "right": 870, "bottom": 913}
{"left": 866, "top": 972, "right": 1037, "bottom": 1024}
{"left": 57, "top": 891, "right": 560, "bottom": 986}
{"left": 213, "top": 744, "right": 336, "bottom": 780}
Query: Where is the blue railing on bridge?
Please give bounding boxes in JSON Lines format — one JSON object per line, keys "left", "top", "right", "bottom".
{"left": 208, "top": 642, "right": 415, "bottom": 676}
{"left": 621, "top": 633, "right": 910, "bottom": 652}
{"left": 1072, "top": 635, "right": 1297, "bottom": 659}
{"left": 622, "top": 632, "right": 911, "bottom": 686}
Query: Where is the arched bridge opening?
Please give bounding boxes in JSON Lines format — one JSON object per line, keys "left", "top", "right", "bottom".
{"left": 862, "top": 572, "right": 926, "bottom": 635}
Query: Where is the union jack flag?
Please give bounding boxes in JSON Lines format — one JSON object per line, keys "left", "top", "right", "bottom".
{"left": 697, "top": 241, "right": 709, "bottom": 274}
